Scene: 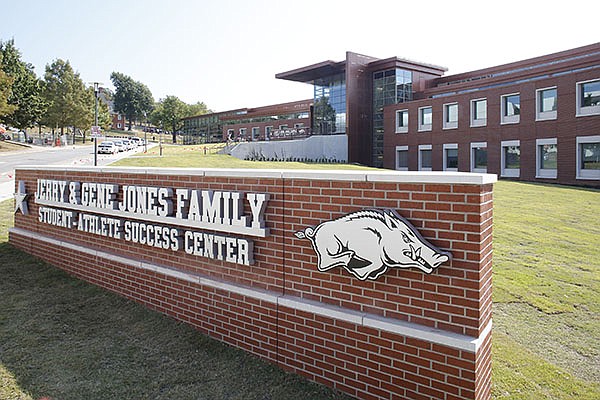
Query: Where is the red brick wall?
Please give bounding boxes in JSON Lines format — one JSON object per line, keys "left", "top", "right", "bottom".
{"left": 384, "top": 54, "right": 600, "bottom": 188}
{"left": 10, "top": 167, "right": 494, "bottom": 400}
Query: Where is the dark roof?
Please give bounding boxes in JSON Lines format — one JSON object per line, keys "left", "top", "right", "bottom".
{"left": 276, "top": 60, "right": 346, "bottom": 83}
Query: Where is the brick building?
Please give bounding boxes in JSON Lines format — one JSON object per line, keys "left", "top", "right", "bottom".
{"left": 384, "top": 43, "right": 600, "bottom": 187}
{"left": 182, "top": 43, "right": 599, "bottom": 186}
{"left": 181, "top": 99, "right": 312, "bottom": 144}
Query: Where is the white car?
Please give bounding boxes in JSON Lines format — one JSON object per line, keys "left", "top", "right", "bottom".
{"left": 98, "top": 141, "right": 118, "bottom": 154}
{"left": 122, "top": 139, "right": 133, "bottom": 150}
{"left": 112, "top": 140, "right": 126, "bottom": 152}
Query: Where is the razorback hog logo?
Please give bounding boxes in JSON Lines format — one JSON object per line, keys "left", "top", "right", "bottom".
{"left": 295, "top": 209, "right": 451, "bottom": 281}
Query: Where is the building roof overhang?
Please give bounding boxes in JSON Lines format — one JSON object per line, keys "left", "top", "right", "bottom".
{"left": 276, "top": 60, "right": 346, "bottom": 83}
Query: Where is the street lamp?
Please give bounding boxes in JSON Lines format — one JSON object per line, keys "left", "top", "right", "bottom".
{"left": 93, "top": 82, "right": 99, "bottom": 166}
{"left": 160, "top": 124, "right": 163, "bottom": 157}
{"left": 143, "top": 111, "right": 148, "bottom": 153}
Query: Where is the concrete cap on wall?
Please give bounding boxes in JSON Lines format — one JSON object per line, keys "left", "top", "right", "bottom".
{"left": 15, "top": 166, "right": 498, "bottom": 185}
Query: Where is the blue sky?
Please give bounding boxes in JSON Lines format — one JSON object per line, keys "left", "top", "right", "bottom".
{"left": 1, "top": 0, "right": 597, "bottom": 111}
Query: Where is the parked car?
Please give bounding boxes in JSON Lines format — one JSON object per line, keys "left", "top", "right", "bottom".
{"left": 112, "top": 140, "right": 126, "bottom": 152}
{"left": 98, "top": 141, "right": 118, "bottom": 154}
{"left": 121, "top": 139, "right": 133, "bottom": 150}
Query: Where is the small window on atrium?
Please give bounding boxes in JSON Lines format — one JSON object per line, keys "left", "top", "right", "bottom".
{"left": 536, "top": 138, "right": 558, "bottom": 179}
{"left": 418, "top": 144, "right": 432, "bottom": 171}
{"left": 470, "top": 142, "right": 488, "bottom": 173}
{"left": 396, "top": 145, "right": 408, "bottom": 171}
{"left": 536, "top": 87, "right": 557, "bottom": 121}
{"left": 576, "top": 79, "right": 600, "bottom": 116}
{"left": 443, "top": 103, "right": 458, "bottom": 130}
{"left": 418, "top": 107, "right": 432, "bottom": 132}
{"left": 576, "top": 135, "right": 600, "bottom": 180}
{"left": 471, "top": 98, "right": 487, "bottom": 127}
{"left": 395, "top": 110, "right": 408, "bottom": 133}
{"left": 501, "top": 140, "right": 520, "bottom": 178}
{"left": 443, "top": 143, "right": 458, "bottom": 171}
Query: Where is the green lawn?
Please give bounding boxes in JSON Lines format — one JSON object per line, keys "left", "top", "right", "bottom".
{"left": 1, "top": 160, "right": 599, "bottom": 399}
{"left": 111, "top": 143, "right": 376, "bottom": 170}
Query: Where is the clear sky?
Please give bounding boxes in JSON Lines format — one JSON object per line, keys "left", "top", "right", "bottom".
{"left": 1, "top": 0, "right": 598, "bottom": 112}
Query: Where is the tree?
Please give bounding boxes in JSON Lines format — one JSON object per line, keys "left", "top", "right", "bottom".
{"left": 151, "top": 95, "right": 188, "bottom": 143}
{"left": 110, "top": 72, "right": 154, "bottom": 130}
{"left": 0, "top": 53, "right": 16, "bottom": 118}
{"left": 43, "top": 59, "right": 93, "bottom": 135}
{"left": 0, "top": 39, "right": 46, "bottom": 130}
{"left": 187, "top": 101, "right": 211, "bottom": 117}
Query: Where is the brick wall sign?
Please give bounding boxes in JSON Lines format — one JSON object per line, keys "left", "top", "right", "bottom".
{"left": 10, "top": 166, "right": 495, "bottom": 400}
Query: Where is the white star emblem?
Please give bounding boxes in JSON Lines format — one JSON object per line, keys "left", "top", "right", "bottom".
{"left": 14, "top": 180, "right": 29, "bottom": 215}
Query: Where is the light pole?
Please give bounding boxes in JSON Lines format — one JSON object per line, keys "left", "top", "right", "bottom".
{"left": 160, "top": 124, "right": 163, "bottom": 157}
{"left": 143, "top": 111, "right": 148, "bottom": 153}
{"left": 93, "top": 82, "right": 99, "bottom": 166}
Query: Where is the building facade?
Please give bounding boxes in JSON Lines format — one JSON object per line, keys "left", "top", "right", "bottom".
{"left": 276, "top": 52, "right": 447, "bottom": 168}
{"left": 181, "top": 43, "right": 599, "bottom": 186}
{"left": 181, "top": 100, "right": 311, "bottom": 144}
{"left": 384, "top": 43, "right": 600, "bottom": 187}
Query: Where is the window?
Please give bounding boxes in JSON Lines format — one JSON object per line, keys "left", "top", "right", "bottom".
{"left": 117, "top": 115, "right": 122, "bottom": 121}
{"left": 418, "top": 106, "right": 432, "bottom": 132}
{"left": 395, "top": 146, "right": 408, "bottom": 171}
{"left": 536, "top": 87, "right": 557, "bottom": 121}
{"left": 443, "top": 103, "right": 458, "bottom": 129}
{"left": 395, "top": 109, "right": 409, "bottom": 133}
{"left": 471, "top": 98, "right": 487, "bottom": 127}
{"left": 239, "top": 128, "right": 247, "bottom": 139}
{"left": 279, "top": 124, "right": 288, "bottom": 130}
{"left": 501, "top": 140, "right": 520, "bottom": 178}
{"left": 501, "top": 93, "right": 520, "bottom": 124}
{"left": 117, "top": 123, "right": 122, "bottom": 129}
{"left": 227, "top": 129, "right": 235, "bottom": 140}
{"left": 251, "top": 127, "right": 259, "bottom": 141}
{"left": 576, "top": 136, "right": 600, "bottom": 180}
{"left": 418, "top": 144, "right": 432, "bottom": 171}
{"left": 443, "top": 143, "right": 458, "bottom": 171}
{"left": 470, "top": 142, "right": 488, "bottom": 173}
{"left": 576, "top": 79, "right": 600, "bottom": 116}
{"left": 536, "top": 138, "right": 557, "bottom": 179}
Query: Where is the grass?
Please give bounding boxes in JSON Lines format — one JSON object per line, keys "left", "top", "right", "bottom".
{"left": 1, "top": 156, "right": 599, "bottom": 399}
{"left": 0, "top": 199, "right": 352, "bottom": 400}
{"left": 0, "top": 141, "right": 28, "bottom": 153}
{"left": 490, "top": 181, "right": 600, "bottom": 399}
{"left": 111, "top": 143, "right": 376, "bottom": 170}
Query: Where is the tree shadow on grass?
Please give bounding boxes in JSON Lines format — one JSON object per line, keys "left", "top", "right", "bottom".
{"left": 0, "top": 242, "right": 353, "bottom": 400}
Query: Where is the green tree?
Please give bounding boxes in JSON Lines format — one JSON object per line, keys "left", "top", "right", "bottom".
{"left": 151, "top": 95, "right": 189, "bottom": 143}
{"left": 43, "top": 59, "right": 93, "bottom": 135}
{"left": 187, "top": 101, "right": 211, "bottom": 117}
{"left": 0, "top": 54, "right": 16, "bottom": 118}
{"left": 0, "top": 39, "right": 46, "bottom": 131}
{"left": 110, "top": 72, "right": 154, "bottom": 130}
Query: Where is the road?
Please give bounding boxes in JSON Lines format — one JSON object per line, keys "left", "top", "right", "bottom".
{"left": 0, "top": 143, "right": 147, "bottom": 202}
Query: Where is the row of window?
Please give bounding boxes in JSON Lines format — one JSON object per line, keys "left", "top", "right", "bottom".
{"left": 395, "top": 135, "right": 600, "bottom": 180}
{"left": 395, "top": 79, "right": 600, "bottom": 133}
{"left": 227, "top": 123, "right": 306, "bottom": 140}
